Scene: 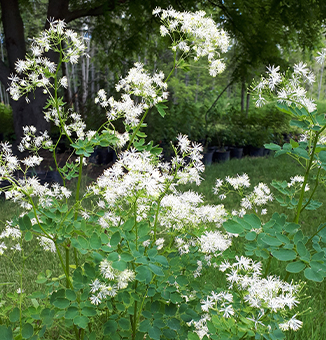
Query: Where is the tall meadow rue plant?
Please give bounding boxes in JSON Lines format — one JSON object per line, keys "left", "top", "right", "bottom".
{"left": 0, "top": 8, "right": 305, "bottom": 340}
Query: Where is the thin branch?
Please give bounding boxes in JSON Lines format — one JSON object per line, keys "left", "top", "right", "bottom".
{"left": 65, "top": 1, "right": 116, "bottom": 23}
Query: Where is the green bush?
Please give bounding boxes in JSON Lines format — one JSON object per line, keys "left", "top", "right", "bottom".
{"left": 0, "top": 103, "right": 14, "bottom": 141}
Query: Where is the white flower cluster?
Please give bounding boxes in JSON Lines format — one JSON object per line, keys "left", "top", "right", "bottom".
{"left": 198, "top": 230, "right": 231, "bottom": 255}
{"left": 88, "top": 136, "right": 205, "bottom": 228}
{"left": 216, "top": 256, "right": 303, "bottom": 332}
{"left": 18, "top": 126, "right": 53, "bottom": 153}
{"left": 0, "top": 220, "right": 22, "bottom": 255}
{"left": 241, "top": 183, "right": 273, "bottom": 212}
{"left": 95, "top": 63, "right": 168, "bottom": 127}
{"left": 187, "top": 314, "right": 211, "bottom": 340}
{"left": 0, "top": 142, "right": 19, "bottom": 177}
{"left": 153, "top": 7, "right": 229, "bottom": 76}
{"left": 253, "top": 63, "right": 316, "bottom": 113}
{"left": 160, "top": 191, "right": 228, "bottom": 230}
{"left": 226, "top": 173, "right": 251, "bottom": 190}
{"left": 213, "top": 173, "right": 250, "bottom": 195}
{"left": 8, "top": 19, "right": 87, "bottom": 101}
{"left": 89, "top": 259, "right": 135, "bottom": 305}
{"left": 37, "top": 234, "right": 56, "bottom": 253}
{"left": 213, "top": 174, "right": 273, "bottom": 216}
{"left": 5, "top": 177, "right": 71, "bottom": 210}
{"left": 288, "top": 175, "right": 309, "bottom": 192}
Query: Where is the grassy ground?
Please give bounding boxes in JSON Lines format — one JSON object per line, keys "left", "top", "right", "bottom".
{"left": 0, "top": 153, "right": 325, "bottom": 339}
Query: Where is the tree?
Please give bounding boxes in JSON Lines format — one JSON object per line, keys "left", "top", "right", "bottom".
{"left": 0, "top": 0, "right": 197, "bottom": 143}
{"left": 208, "top": 0, "right": 326, "bottom": 112}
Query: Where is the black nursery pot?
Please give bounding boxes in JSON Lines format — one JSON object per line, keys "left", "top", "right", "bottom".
{"left": 230, "top": 147, "right": 243, "bottom": 159}
{"left": 249, "top": 146, "right": 264, "bottom": 157}
{"left": 203, "top": 149, "right": 215, "bottom": 165}
{"left": 214, "top": 150, "right": 230, "bottom": 162}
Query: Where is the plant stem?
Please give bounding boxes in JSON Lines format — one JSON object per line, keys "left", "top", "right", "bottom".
{"left": 126, "top": 108, "right": 149, "bottom": 150}
{"left": 300, "top": 167, "right": 321, "bottom": 213}
{"left": 264, "top": 255, "right": 272, "bottom": 278}
{"left": 55, "top": 242, "right": 73, "bottom": 290}
{"left": 293, "top": 126, "right": 326, "bottom": 223}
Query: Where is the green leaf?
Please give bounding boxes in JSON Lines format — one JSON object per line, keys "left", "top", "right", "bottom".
{"left": 110, "top": 231, "right": 121, "bottom": 247}
{"left": 65, "top": 307, "right": 79, "bottom": 319}
{"left": 19, "top": 215, "right": 32, "bottom": 231}
{"left": 167, "top": 318, "right": 181, "bottom": 330}
{"left": 118, "top": 318, "right": 130, "bottom": 330}
{"left": 74, "top": 315, "right": 89, "bottom": 329}
{"left": 89, "top": 233, "right": 101, "bottom": 249}
{"left": 81, "top": 307, "right": 97, "bottom": 317}
{"left": 304, "top": 267, "right": 324, "bottom": 282}
{"left": 286, "top": 261, "right": 306, "bottom": 273}
{"left": 138, "top": 222, "right": 150, "bottom": 237}
{"left": 122, "top": 218, "right": 135, "bottom": 231}
{"left": 22, "top": 323, "right": 34, "bottom": 339}
{"left": 296, "top": 241, "right": 308, "bottom": 257}
{"left": 223, "top": 220, "right": 244, "bottom": 234}
{"left": 148, "top": 264, "right": 165, "bottom": 276}
{"left": 272, "top": 249, "right": 296, "bottom": 261}
{"left": 245, "top": 231, "right": 257, "bottom": 241}
{"left": 24, "top": 230, "right": 33, "bottom": 242}
{"left": 290, "top": 139, "right": 299, "bottom": 148}
{"left": 165, "top": 304, "right": 177, "bottom": 316}
{"left": 188, "top": 332, "right": 200, "bottom": 340}
{"left": 285, "top": 222, "right": 300, "bottom": 233}
{"left": 139, "top": 319, "right": 151, "bottom": 332}
{"left": 264, "top": 143, "right": 281, "bottom": 151}
{"left": 77, "top": 236, "right": 89, "bottom": 249}
{"left": 262, "top": 235, "right": 282, "bottom": 246}
{"left": 66, "top": 289, "right": 77, "bottom": 301}
{"left": 242, "top": 214, "right": 261, "bottom": 230}
{"left": 104, "top": 320, "right": 118, "bottom": 335}
{"left": 9, "top": 307, "right": 20, "bottom": 322}
{"left": 112, "top": 260, "right": 127, "bottom": 271}
{"left": 0, "top": 325, "right": 13, "bottom": 340}
{"left": 156, "top": 103, "right": 168, "bottom": 118}
{"left": 35, "top": 272, "right": 47, "bottom": 284}
{"left": 275, "top": 233, "right": 290, "bottom": 244}
{"left": 319, "top": 150, "right": 326, "bottom": 163}
{"left": 135, "top": 265, "right": 152, "bottom": 284}
{"left": 148, "top": 326, "right": 161, "bottom": 340}
{"left": 53, "top": 298, "right": 70, "bottom": 309}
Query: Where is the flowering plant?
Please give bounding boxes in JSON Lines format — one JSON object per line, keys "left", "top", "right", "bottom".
{"left": 0, "top": 7, "right": 314, "bottom": 340}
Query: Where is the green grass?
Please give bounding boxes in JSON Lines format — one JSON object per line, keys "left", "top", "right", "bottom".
{"left": 0, "top": 154, "right": 326, "bottom": 338}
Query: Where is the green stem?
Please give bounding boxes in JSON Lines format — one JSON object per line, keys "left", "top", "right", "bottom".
{"left": 52, "top": 133, "right": 66, "bottom": 186}
{"left": 126, "top": 108, "right": 149, "bottom": 150}
{"left": 294, "top": 126, "right": 326, "bottom": 223}
{"left": 72, "top": 155, "right": 84, "bottom": 268}
{"left": 19, "top": 254, "right": 25, "bottom": 334}
{"left": 55, "top": 242, "right": 73, "bottom": 290}
{"left": 300, "top": 167, "right": 321, "bottom": 213}
{"left": 132, "top": 281, "right": 138, "bottom": 340}
{"left": 284, "top": 271, "right": 290, "bottom": 281}
{"left": 264, "top": 255, "right": 272, "bottom": 278}
{"left": 65, "top": 247, "right": 70, "bottom": 288}
{"left": 134, "top": 201, "right": 138, "bottom": 250}
{"left": 307, "top": 222, "right": 326, "bottom": 243}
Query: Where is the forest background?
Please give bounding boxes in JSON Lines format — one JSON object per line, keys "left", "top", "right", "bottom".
{"left": 1, "top": 0, "right": 326, "bottom": 151}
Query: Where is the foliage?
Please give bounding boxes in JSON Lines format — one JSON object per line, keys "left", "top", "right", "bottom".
{"left": 0, "top": 103, "right": 14, "bottom": 141}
